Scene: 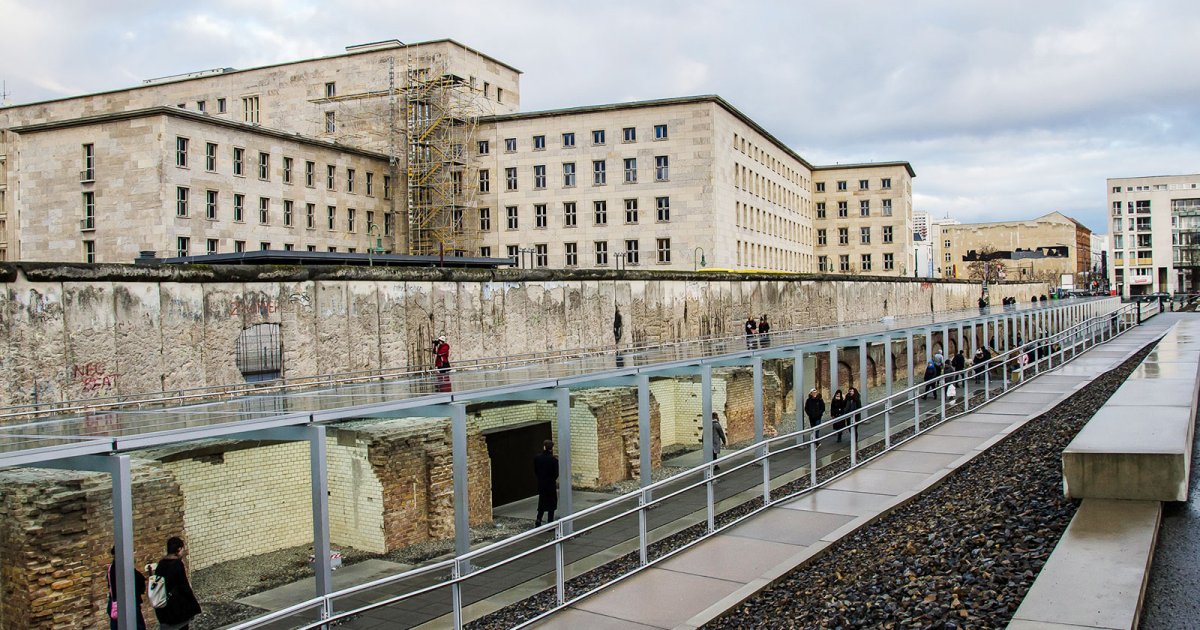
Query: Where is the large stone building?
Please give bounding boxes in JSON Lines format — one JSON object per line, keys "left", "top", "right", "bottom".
{"left": 942, "top": 211, "right": 1092, "bottom": 288}
{"left": 1106, "top": 173, "right": 1200, "bottom": 296}
{"left": 0, "top": 39, "right": 914, "bottom": 273}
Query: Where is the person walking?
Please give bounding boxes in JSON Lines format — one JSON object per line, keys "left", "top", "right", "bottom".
{"left": 972, "top": 347, "right": 986, "bottom": 384}
{"left": 711, "top": 413, "right": 727, "bottom": 471}
{"left": 842, "top": 387, "right": 862, "bottom": 443}
{"left": 744, "top": 315, "right": 758, "bottom": 349}
{"left": 432, "top": 335, "right": 451, "bottom": 373}
{"left": 152, "top": 537, "right": 201, "bottom": 630}
{"left": 921, "top": 361, "right": 939, "bottom": 399}
{"left": 533, "top": 440, "right": 558, "bottom": 527}
{"left": 757, "top": 314, "right": 771, "bottom": 348}
{"left": 951, "top": 350, "right": 966, "bottom": 383}
{"left": 803, "top": 389, "right": 825, "bottom": 437}
{"left": 107, "top": 546, "right": 148, "bottom": 630}
{"left": 830, "top": 390, "right": 846, "bottom": 440}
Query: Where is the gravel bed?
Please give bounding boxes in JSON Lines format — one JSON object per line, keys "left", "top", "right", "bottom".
{"left": 705, "top": 341, "right": 1156, "bottom": 629}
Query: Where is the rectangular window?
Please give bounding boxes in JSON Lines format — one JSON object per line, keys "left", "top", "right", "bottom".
{"left": 565, "top": 242, "right": 578, "bottom": 266}
{"left": 883, "top": 252, "right": 894, "bottom": 271}
{"left": 656, "top": 196, "right": 670, "bottom": 222}
{"left": 534, "top": 165, "right": 546, "bottom": 189}
{"left": 81, "top": 144, "right": 95, "bottom": 181}
{"left": 563, "top": 202, "right": 578, "bottom": 227}
{"left": 654, "top": 124, "right": 668, "bottom": 140}
{"left": 815, "top": 182, "right": 825, "bottom": 193}
{"left": 243, "top": 96, "right": 260, "bottom": 124}
{"left": 449, "top": 208, "right": 460, "bottom": 233}
{"left": 260, "top": 242, "right": 270, "bottom": 251}
{"left": 176, "top": 186, "right": 189, "bottom": 217}
{"left": 324, "top": 81, "right": 336, "bottom": 98}
{"left": 861, "top": 253, "right": 872, "bottom": 271}
{"left": 284, "top": 243, "right": 294, "bottom": 251}
{"left": 384, "top": 175, "right": 392, "bottom": 199}
{"left": 623, "top": 127, "right": 636, "bottom": 142}
{"left": 175, "top": 137, "right": 189, "bottom": 167}
{"left": 882, "top": 178, "right": 892, "bottom": 189}
{"left": 535, "top": 243, "right": 548, "bottom": 267}
{"left": 535, "top": 203, "right": 547, "bottom": 228}
{"left": 206, "top": 190, "right": 218, "bottom": 220}
{"left": 233, "top": 147, "right": 244, "bottom": 176}
{"left": 624, "top": 158, "right": 637, "bottom": 183}
{"left": 882, "top": 225, "right": 893, "bottom": 244}
{"left": 217, "top": 98, "right": 226, "bottom": 113}
{"left": 625, "top": 239, "right": 639, "bottom": 265}
{"left": 479, "top": 207, "right": 491, "bottom": 231}
{"left": 839, "top": 254, "right": 850, "bottom": 272}
{"left": 563, "top": 162, "right": 576, "bottom": 187}
{"left": 258, "top": 152, "right": 270, "bottom": 180}
{"left": 655, "top": 156, "right": 669, "bottom": 181}
{"left": 327, "top": 206, "right": 336, "bottom": 230}
{"left": 507, "top": 245, "right": 518, "bottom": 259}
{"left": 594, "top": 200, "right": 608, "bottom": 225}
{"left": 384, "top": 213, "right": 393, "bottom": 236}
{"left": 816, "top": 202, "right": 826, "bottom": 219}
{"left": 480, "top": 246, "right": 491, "bottom": 257}
{"left": 347, "top": 208, "right": 356, "bottom": 232}
{"left": 818, "top": 255, "right": 828, "bottom": 272}
{"left": 505, "top": 167, "right": 518, "bottom": 191}
{"left": 657, "top": 238, "right": 671, "bottom": 263}
{"left": 505, "top": 138, "right": 517, "bottom": 152}
{"left": 562, "top": 132, "right": 575, "bottom": 148}
{"left": 497, "top": 88, "right": 503, "bottom": 103}
{"left": 283, "top": 200, "right": 294, "bottom": 226}
{"left": 944, "top": 252, "right": 952, "bottom": 262}
{"left": 859, "top": 179, "right": 869, "bottom": 190}
{"left": 838, "top": 201, "right": 848, "bottom": 218}
{"left": 478, "top": 140, "right": 490, "bottom": 155}
{"left": 327, "top": 165, "right": 336, "bottom": 190}
{"left": 234, "top": 240, "right": 245, "bottom": 253}
{"left": 82, "top": 191, "right": 95, "bottom": 230}
{"left": 206, "top": 238, "right": 218, "bottom": 255}
{"left": 177, "top": 236, "right": 190, "bottom": 257}
{"left": 860, "top": 226, "right": 870, "bottom": 244}
{"left": 234, "top": 194, "right": 244, "bottom": 222}
{"left": 306, "top": 203, "right": 315, "bottom": 229}
{"left": 592, "top": 129, "right": 606, "bottom": 145}
{"left": 882, "top": 199, "right": 892, "bottom": 216}
{"left": 305, "top": 161, "right": 315, "bottom": 187}
{"left": 366, "top": 172, "right": 374, "bottom": 196}
{"left": 817, "top": 229, "right": 827, "bottom": 246}
{"left": 283, "top": 157, "right": 293, "bottom": 184}
{"left": 838, "top": 227, "right": 848, "bottom": 245}
{"left": 624, "top": 198, "right": 638, "bottom": 223}
{"left": 506, "top": 205, "right": 518, "bottom": 230}
{"left": 595, "top": 241, "right": 608, "bottom": 265}
{"left": 479, "top": 169, "right": 490, "bottom": 192}
{"left": 593, "top": 160, "right": 606, "bottom": 185}
{"left": 533, "top": 135, "right": 546, "bottom": 150}
{"left": 859, "top": 199, "right": 870, "bottom": 217}
{"left": 837, "top": 180, "right": 847, "bottom": 191}
{"left": 324, "top": 111, "right": 335, "bottom": 133}
{"left": 259, "top": 197, "right": 269, "bottom": 224}
{"left": 347, "top": 168, "right": 355, "bottom": 193}
{"left": 944, "top": 239, "right": 951, "bottom": 248}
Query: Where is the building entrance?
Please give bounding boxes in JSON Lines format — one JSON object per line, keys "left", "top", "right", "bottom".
{"left": 485, "top": 422, "right": 552, "bottom": 507}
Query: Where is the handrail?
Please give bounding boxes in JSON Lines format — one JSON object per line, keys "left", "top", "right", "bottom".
{"left": 226, "top": 298, "right": 1137, "bottom": 630}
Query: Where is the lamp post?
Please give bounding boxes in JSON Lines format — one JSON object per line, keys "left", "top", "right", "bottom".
{"left": 366, "top": 223, "right": 384, "bottom": 267}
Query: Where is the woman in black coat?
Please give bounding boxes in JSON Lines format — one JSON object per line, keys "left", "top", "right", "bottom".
{"left": 842, "top": 387, "right": 863, "bottom": 443}
{"left": 830, "top": 390, "right": 846, "bottom": 441}
{"left": 153, "top": 537, "right": 201, "bottom": 630}
{"left": 803, "top": 389, "right": 825, "bottom": 437}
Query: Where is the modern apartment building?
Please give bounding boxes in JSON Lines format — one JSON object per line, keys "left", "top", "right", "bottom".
{"left": 1107, "top": 174, "right": 1200, "bottom": 296}
{"left": 942, "top": 212, "right": 1092, "bottom": 288}
{"left": 0, "top": 38, "right": 915, "bottom": 273}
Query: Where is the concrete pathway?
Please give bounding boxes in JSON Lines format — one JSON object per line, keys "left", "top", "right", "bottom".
{"left": 528, "top": 319, "right": 1172, "bottom": 630}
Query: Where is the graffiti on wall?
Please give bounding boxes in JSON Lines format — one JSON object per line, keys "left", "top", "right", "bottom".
{"left": 229, "top": 293, "right": 280, "bottom": 318}
{"left": 70, "top": 361, "right": 120, "bottom": 393}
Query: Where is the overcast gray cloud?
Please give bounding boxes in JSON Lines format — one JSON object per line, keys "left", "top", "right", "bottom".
{"left": 2, "top": 0, "right": 1197, "bottom": 233}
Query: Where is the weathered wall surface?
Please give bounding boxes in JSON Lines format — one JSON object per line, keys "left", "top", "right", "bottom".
{"left": 0, "top": 264, "right": 1047, "bottom": 410}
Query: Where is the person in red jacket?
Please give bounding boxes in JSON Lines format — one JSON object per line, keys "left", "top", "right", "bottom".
{"left": 433, "top": 335, "right": 451, "bottom": 373}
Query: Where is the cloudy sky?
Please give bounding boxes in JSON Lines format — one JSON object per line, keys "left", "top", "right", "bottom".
{"left": 3, "top": 0, "right": 1197, "bottom": 233}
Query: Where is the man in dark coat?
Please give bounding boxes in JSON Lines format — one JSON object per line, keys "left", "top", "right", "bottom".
{"left": 803, "top": 389, "right": 825, "bottom": 434}
{"left": 533, "top": 440, "right": 559, "bottom": 526}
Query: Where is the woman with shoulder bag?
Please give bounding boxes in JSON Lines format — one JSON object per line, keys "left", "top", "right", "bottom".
{"left": 106, "top": 546, "right": 148, "bottom": 630}
{"left": 153, "top": 536, "right": 202, "bottom": 630}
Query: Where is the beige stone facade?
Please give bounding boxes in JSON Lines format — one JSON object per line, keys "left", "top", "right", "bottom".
{"left": 942, "top": 211, "right": 1092, "bottom": 288}
{"left": 813, "top": 163, "right": 915, "bottom": 276}
{"left": 1106, "top": 173, "right": 1200, "bottom": 296}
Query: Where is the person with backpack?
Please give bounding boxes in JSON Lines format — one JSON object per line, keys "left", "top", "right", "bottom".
{"left": 151, "top": 536, "right": 201, "bottom": 630}
{"left": 107, "top": 546, "right": 147, "bottom": 630}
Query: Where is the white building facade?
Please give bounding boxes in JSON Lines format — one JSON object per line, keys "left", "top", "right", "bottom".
{"left": 1107, "top": 174, "right": 1200, "bottom": 296}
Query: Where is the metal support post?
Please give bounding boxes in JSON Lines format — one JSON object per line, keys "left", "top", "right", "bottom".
{"left": 793, "top": 348, "right": 804, "bottom": 435}
{"left": 858, "top": 339, "right": 868, "bottom": 406}
{"left": 555, "top": 389, "right": 573, "bottom": 526}
{"left": 554, "top": 522, "right": 566, "bottom": 604}
{"left": 637, "top": 375, "right": 652, "bottom": 489}
{"left": 706, "top": 468, "right": 716, "bottom": 533}
{"left": 113, "top": 457, "right": 135, "bottom": 630}
{"left": 753, "top": 356, "right": 764, "bottom": 444}
{"left": 906, "top": 332, "right": 915, "bottom": 400}
{"left": 829, "top": 345, "right": 839, "bottom": 399}
{"left": 638, "top": 491, "right": 649, "bottom": 566}
{"left": 925, "top": 329, "right": 933, "bottom": 368}
{"left": 308, "top": 425, "right": 333, "bottom": 606}
{"left": 451, "top": 403, "right": 471, "bottom": 557}
{"left": 884, "top": 335, "right": 893, "bottom": 448}
{"left": 702, "top": 365, "right": 713, "bottom": 463}
{"left": 452, "top": 559, "right": 464, "bottom": 629}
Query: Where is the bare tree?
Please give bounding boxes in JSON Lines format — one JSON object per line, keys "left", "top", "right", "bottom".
{"left": 966, "top": 245, "right": 1005, "bottom": 284}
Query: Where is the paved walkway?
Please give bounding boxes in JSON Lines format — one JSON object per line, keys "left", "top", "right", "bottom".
{"left": 527, "top": 319, "right": 1171, "bottom": 630}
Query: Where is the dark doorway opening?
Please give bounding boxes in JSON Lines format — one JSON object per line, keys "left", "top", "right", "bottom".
{"left": 485, "top": 422, "right": 552, "bottom": 507}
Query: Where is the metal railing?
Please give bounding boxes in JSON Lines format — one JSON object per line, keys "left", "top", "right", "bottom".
{"left": 227, "top": 300, "right": 1142, "bottom": 630}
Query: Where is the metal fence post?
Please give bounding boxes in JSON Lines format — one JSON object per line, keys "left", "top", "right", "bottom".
{"left": 706, "top": 467, "right": 716, "bottom": 534}
{"left": 638, "top": 490, "right": 648, "bottom": 566}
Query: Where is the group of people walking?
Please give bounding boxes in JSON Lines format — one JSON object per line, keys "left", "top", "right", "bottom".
{"left": 803, "top": 386, "right": 862, "bottom": 442}
{"left": 744, "top": 314, "right": 772, "bottom": 348}
{"left": 106, "top": 536, "right": 201, "bottom": 629}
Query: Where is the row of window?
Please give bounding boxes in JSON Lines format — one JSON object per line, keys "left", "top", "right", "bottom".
{"left": 815, "top": 198, "right": 894, "bottom": 218}
{"left": 817, "top": 253, "right": 896, "bottom": 273}
{"left": 117, "top": 188, "right": 392, "bottom": 234}
{"left": 1112, "top": 217, "right": 1153, "bottom": 233}
{"left": 816, "top": 226, "right": 897, "bottom": 246}
{"left": 1110, "top": 200, "right": 1152, "bottom": 215}
{"left": 79, "top": 237, "right": 365, "bottom": 263}
{"left": 171, "top": 138, "right": 391, "bottom": 197}
{"left": 736, "top": 240, "right": 809, "bottom": 272}
{"left": 732, "top": 132, "right": 808, "bottom": 189}
{"left": 479, "top": 197, "right": 671, "bottom": 231}
{"left": 483, "top": 238, "right": 673, "bottom": 267}
{"left": 736, "top": 201, "right": 806, "bottom": 245}
{"left": 174, "top": 95, "right": 258, "bottom": 123}
{"left": 482, "top": 157, "right": 670, "bottom": 192}
{"left": 481, "top": 124, "right": 668, "bottom": 155}
{"left": 815, "top": 178, "right": 893, "bottom": 193}
{"left": 734, "top": 162, "right": 806, "bottom": 217}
